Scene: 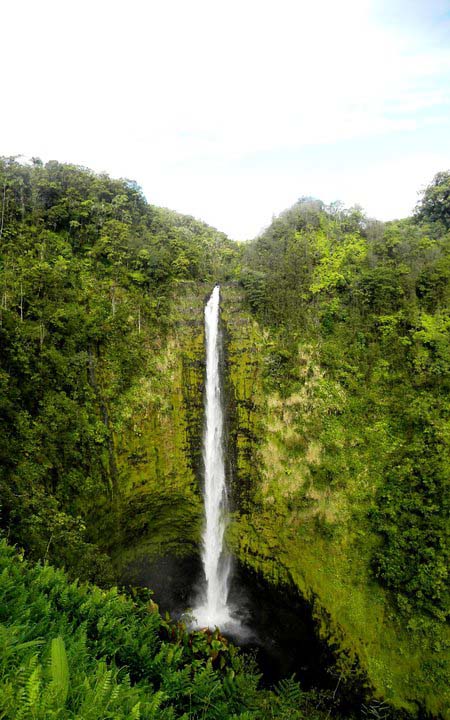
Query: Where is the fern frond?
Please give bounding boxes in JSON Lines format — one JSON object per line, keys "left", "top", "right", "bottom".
{"left": 25, "top": 663, "right": 42, "bottom": 712}
{"left": 274, "top": 674, "right": 306, "bottom": 717}
{"left": 50, "top": 636, "right": 69, "bottom": 707}
{"left": 130, "top": 701, "right": 141, "bottom": 719}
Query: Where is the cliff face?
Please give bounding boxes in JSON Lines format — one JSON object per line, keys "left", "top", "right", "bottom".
{"left": 94, "top": 282, "right": 448, "bottom": 719}
{"left": 2, "top": 158, "right": 447, "bottom": 718}
{"left": 90, "top": 283, "right": 209, "bottom": 576}
{"left": 220, "top": 286, "right": 449, "bottom": 720}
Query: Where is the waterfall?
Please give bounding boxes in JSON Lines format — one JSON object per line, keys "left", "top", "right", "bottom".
{"left": 193, "top": 285, "right": 233, "bottom": 629}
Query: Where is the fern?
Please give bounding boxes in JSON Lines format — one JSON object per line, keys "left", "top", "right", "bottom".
{"left": 16, "top": 659, "right": 42, "bottom": 720}
{"left": 130, "top": 701, "right": 141, "bottom": 719}
{"left": 0, "top": 542, "right": 340, "bottom": 720}
{"left": 50, "top": 636, "right": 69, "bottom": 707}
{"left": 147, "top": 690, "right": 165, "bottom": 718}
{"left": 273, "top": 675, "right": 306, "bottom": 719}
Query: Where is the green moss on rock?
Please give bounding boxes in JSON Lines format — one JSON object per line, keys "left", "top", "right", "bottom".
{"left": 220, "top": 285, "right": 450, "bottom": 720}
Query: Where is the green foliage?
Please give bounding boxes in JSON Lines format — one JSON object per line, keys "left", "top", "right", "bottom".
{"left": 50, "top": 636, "right": 69, "bottom": 707}
{"left": 0, "top": 157, "right": 239, "bottom": 582}
{"left": 2, "top": 156, "right": 449, "bottom": 717}
{"left": 0, "top": 541, "right": 336, "bottom": 719}
{"left": 415, "top": 170, "right": 450, "bottom": 229}
{"left": 240, "top": 193, "right": 450, "bottom": 626}
{"left": 272, "top": 676, "right": 335, "bottom": 720}
{"left": 371, "top": 437, "right": 449, "bottom": 620}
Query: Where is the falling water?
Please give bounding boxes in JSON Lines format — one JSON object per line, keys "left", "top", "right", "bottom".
{"left": 193, "top": 285, "right": 233, "bottom": 629}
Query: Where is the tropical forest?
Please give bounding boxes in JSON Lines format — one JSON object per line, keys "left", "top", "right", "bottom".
{"left": 0, "top": 156, "right": 448, "bottom": 719}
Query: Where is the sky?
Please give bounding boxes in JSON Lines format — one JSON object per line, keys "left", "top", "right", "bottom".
{"left": 1, "top": 0, "right": 450, "bottom": 239}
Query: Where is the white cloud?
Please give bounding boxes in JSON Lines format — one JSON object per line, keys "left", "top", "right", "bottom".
{"left": 1, "top": 0, "right": 449, "bottom": 237}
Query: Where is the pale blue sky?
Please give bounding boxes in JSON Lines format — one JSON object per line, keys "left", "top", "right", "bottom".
{"left": 1, "top": 0, "right": 449, "bottom": 239}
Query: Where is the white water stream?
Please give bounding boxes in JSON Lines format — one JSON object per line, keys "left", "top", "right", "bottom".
{"left": 193, "top": 285, "right": 233, "bottom": 629}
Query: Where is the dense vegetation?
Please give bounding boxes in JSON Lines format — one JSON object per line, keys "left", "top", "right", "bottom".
{"left": 232, "top": 180, "right": 449, "bottom": 715}
{"left": 0, "top": 157, "right": 237, "bottom": 583}
{"left": 0, "top": 157, "right": 449, "bottom": 717}
{"left": 0, "top": 540, "right": 339, "bottom": 719}
{"left": 240, "top": 182, "right": 450, "bottom": 623}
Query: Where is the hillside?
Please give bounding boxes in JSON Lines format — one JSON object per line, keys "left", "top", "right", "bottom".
{"left": 0, "top": 158, "right": 449, "bottom": 718}
{"left": 230, "top": 191, "right": 450, "bottom": 716}
{"left": 0, "top": 157, "right": 238, "bottom": 584}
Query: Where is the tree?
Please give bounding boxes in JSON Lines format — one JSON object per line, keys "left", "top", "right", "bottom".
{"left": 415, "top": 171, "right": 450, "bottom": 228}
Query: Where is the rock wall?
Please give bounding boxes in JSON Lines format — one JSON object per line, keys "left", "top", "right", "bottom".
{"left": 220, "top": 286, "right": 449, "bottom": 719}
{"left": 89, "top": 281, "right": 448, "bottom": 718}
{"left": 93, "top": 282, "right": 212, "bottom": 576}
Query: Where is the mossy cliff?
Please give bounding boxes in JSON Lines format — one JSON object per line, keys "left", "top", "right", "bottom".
{"left": 220, "top": 285, "right": 266, "bottom": 512}
{"left": 220, "top": 286, "right": 449, "bottom": 720}
{"left": 2, "top": 160, "right": 448, "bottom": 720}
{"left": 86, "top": 281, "right": 447, "bottom": 718}
{"left": 90, "top": 282, "right": 214, "bottom": 575}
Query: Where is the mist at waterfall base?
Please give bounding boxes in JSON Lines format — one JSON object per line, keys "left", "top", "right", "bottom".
{"left": 123, "top": 552, "right": 335, "bottom": 691}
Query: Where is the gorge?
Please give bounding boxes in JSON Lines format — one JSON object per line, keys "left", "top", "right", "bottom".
{"left": 0, "top": 158, "right": 448, "bottom": 720}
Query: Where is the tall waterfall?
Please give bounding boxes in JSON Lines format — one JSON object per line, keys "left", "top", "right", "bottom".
{"left": 193, "top": 285, "right": 232, "bottom": 629}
